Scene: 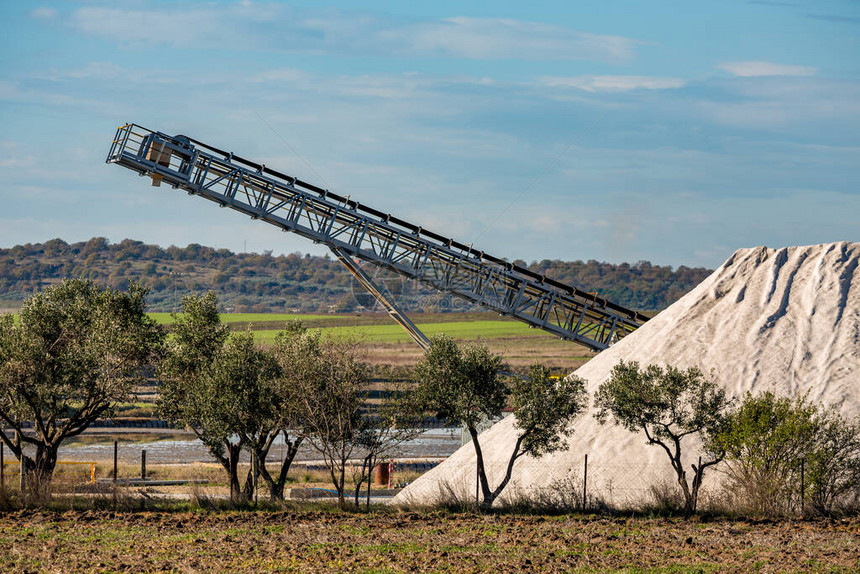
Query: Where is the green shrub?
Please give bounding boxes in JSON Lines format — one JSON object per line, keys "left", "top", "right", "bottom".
{"left": 712, "top": 392, "right": 860, "bottom": 516}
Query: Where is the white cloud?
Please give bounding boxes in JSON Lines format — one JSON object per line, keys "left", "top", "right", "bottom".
{"left": 65, "top": 6, "right": 638, "bottom": 62}
{"left": 0, "top": 141, "right": 36, "bottom": 170}
{"left": 0, "top": 80, "right": 104, "bottom": 109}
{"left": 540, "top": 75, "right": 686, "bottom": 92}
{"left": 697, "top": 77, "right": 860, "bottom": 129}
{"left": 30, "top": 7, "right": 57, "bottom": 20}
{"left": 251, "top": 68, "right": 310, "bottom": 84}
{"left": 37, "top": 62, "right": 128, "bottom": 82}
{"left": 70, "top": 7, "right": 224, "bottom": 47}
{"left": 375, "top": 17, "right": 637, "bottom": 62}
{"left": 718, "top": 61, "right": 817, "bottom": 77}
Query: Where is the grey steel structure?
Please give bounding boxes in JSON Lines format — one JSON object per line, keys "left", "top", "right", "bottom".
{"left": 107, "top": 124, "right": 648, "bottom": 351}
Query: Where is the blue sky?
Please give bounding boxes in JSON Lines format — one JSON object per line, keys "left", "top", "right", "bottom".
{"left": 0, "top": 1, "right": 858, "bottom": 268}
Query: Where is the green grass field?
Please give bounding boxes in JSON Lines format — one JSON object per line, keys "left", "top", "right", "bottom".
{"left": 148, "top": 311, "right": 551, "bottom": 344}
{"left": 251, "top": 319, "right": 550, "bottom": 344}
{"left": 148, "top": 312, "right": 337, "bottom": 325}
{"left": 13, "top": 310, "right": 560, "bottom": 344}
{"left": 6, "top": 310, "right": 587, "bottom": 369}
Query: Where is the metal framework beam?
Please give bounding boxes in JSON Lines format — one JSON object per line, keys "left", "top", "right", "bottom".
{"left": 107, "top": 124, "right": 649, "bottom": 351}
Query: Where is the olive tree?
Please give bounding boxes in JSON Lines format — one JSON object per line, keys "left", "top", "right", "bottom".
{"left": 0, "top": 279, "right": 163, "bottom": 488}
{"left": 159, "top": 293, "right": 304, "bottom": 501}
{"left": 200, "top": 332, "right": 302, "bottom": 501}
{"left": 273, "top": 330, "right": 371, "bottom": 506}
{"left": 415, "top": 335, "right": 588, "bottom": 507}
{"left": 158, "top": 293, "right": 245, "bottom": 497}
{"left": 350, "top": 369, "right": 425, "bottom": 508}
{"left": 595, "top": 361, "right": 732, "bottom": 514}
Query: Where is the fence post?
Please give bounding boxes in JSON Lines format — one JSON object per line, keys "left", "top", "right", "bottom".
{"left": 366, "top": 456, "right": 373, "bottom": 509}
{"left": 582, "top": 453, "right": 588, "bottom": 510}
{"left": 113, "top": 441, "right": 118, "bottom": 483}
{"left": 800, "top": 458, "right": 805, "bottom": 515}
{"left": 141, "top": 450, "right": 146, "bottom": 481}
{"left": 1, "top": 441, "right": 4, "bottom": 491}
{"left": 229, "top": 446, "right": 235, "bottom": 502}
{"left": 252, "top": 451, "right": 258, "bottom": 505}
{"left": 694, "top": 456, "right": 702, "bottom": 512}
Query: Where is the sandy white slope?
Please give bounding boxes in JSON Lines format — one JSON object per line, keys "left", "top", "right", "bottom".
{"left": 394, "top": 242, "right": 860, "bottom": 506}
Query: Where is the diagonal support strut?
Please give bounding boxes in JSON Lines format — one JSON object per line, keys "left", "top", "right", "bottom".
{"left": 330, "top": 246, "right": 431, "bottom": 351}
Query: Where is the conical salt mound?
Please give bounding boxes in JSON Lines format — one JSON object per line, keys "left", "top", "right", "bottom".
{"left": 394, "top": 242, "right": 860, "bottom": 507}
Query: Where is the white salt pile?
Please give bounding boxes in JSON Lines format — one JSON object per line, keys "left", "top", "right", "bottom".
{"left": 394, "top": 242, "right": 860, "bottom": 507}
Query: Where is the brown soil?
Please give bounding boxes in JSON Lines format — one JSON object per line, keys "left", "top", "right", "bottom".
{"left": 363, "top": 338, "right": 595, "bottom": 372}
{"left": 0, "top": 510, "right": 857, "bottom": 572}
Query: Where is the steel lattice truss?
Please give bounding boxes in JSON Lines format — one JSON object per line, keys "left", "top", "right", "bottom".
{"left": 107, "top": 124, "right": 648, "bottom": 351}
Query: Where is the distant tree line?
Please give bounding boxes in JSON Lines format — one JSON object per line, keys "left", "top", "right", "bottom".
{"left": 0, "top": 238, "right": 712, "bottom": 313}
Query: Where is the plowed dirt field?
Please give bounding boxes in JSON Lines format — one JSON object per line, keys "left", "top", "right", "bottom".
{"left": 0, "top": 510, "right": 857, "bottom": 572}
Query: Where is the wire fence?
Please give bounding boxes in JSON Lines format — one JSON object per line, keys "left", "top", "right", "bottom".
{"left": 2, "top": 436, "right": 845, "bottom": 516}
{"left": 0, "top": 434, "right": 704, "bottom": 509}
{"left": 465, "top": 455, "right": 849, "bottom": 515}
{"left": 427, "top": 455, "right": 677, "bottom": 511}
{"left": 0, "top": 430, "right": 455, "bottom": 504}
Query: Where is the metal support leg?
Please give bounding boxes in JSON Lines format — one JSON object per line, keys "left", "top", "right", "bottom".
{"left": 331, "top": 246, "right": 431, "bottom": 351}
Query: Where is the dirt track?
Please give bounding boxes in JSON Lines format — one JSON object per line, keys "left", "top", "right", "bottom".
{"left": 0, "top": 510, "right": 857, "bottom": 572}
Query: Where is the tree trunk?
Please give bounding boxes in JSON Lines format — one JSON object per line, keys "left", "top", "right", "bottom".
{"left": 32, "top": 443, "right": 59, "bottom": 490}
{"left": 16, "top": 443, "right": 61, "bottom": 498}
{"left": 689, "top": 457, "right": 720, "bottom": 515}
{"left": 258, "top": 434, "right": 303, "bottom": 501}
{"left": 0, "top": 429, "right": 61, "bottom": 493}
{"left": 226, "top": 443, "right": 245, "bottom": 503}
{"left": 677, "top": 471, "right": 694, "bottom": 514}
{"left": 690, "top": 461, "right": 702, "bottom": 513}
{"left": 366, "top": 454, "right": 374, "bottom": 510}
{"left": 201, "top": 437, "right": 246, "bottom": 504}
{"left": 646, "top": 428, "right": 696, "bottom": 515}
{"left": 487, "top": 435, "right": 526, "bottom": 505}
{"left": 241, "top": 464, "right": 255, "bottom": 500}
{"left": 337, "top": 463, "right": 347, "bottom": 507}
{"left": 665, "top": 450, "right": 694, "bottom": 514}
{"left": 468, "top": 425, "right": 493, "bottom": 507}
{"left": 213, "top": 442, "right": 246, "bottom": 504}
{"left": 327, "top": 457, "right": 348, "bottom": 507}
{"left": 353, "top": 453, "right": 373, "bottom": 508}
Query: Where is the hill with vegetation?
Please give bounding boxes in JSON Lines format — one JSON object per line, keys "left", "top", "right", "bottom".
{"left": 0, "top": 238, "right": 711, "bottom": 313}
